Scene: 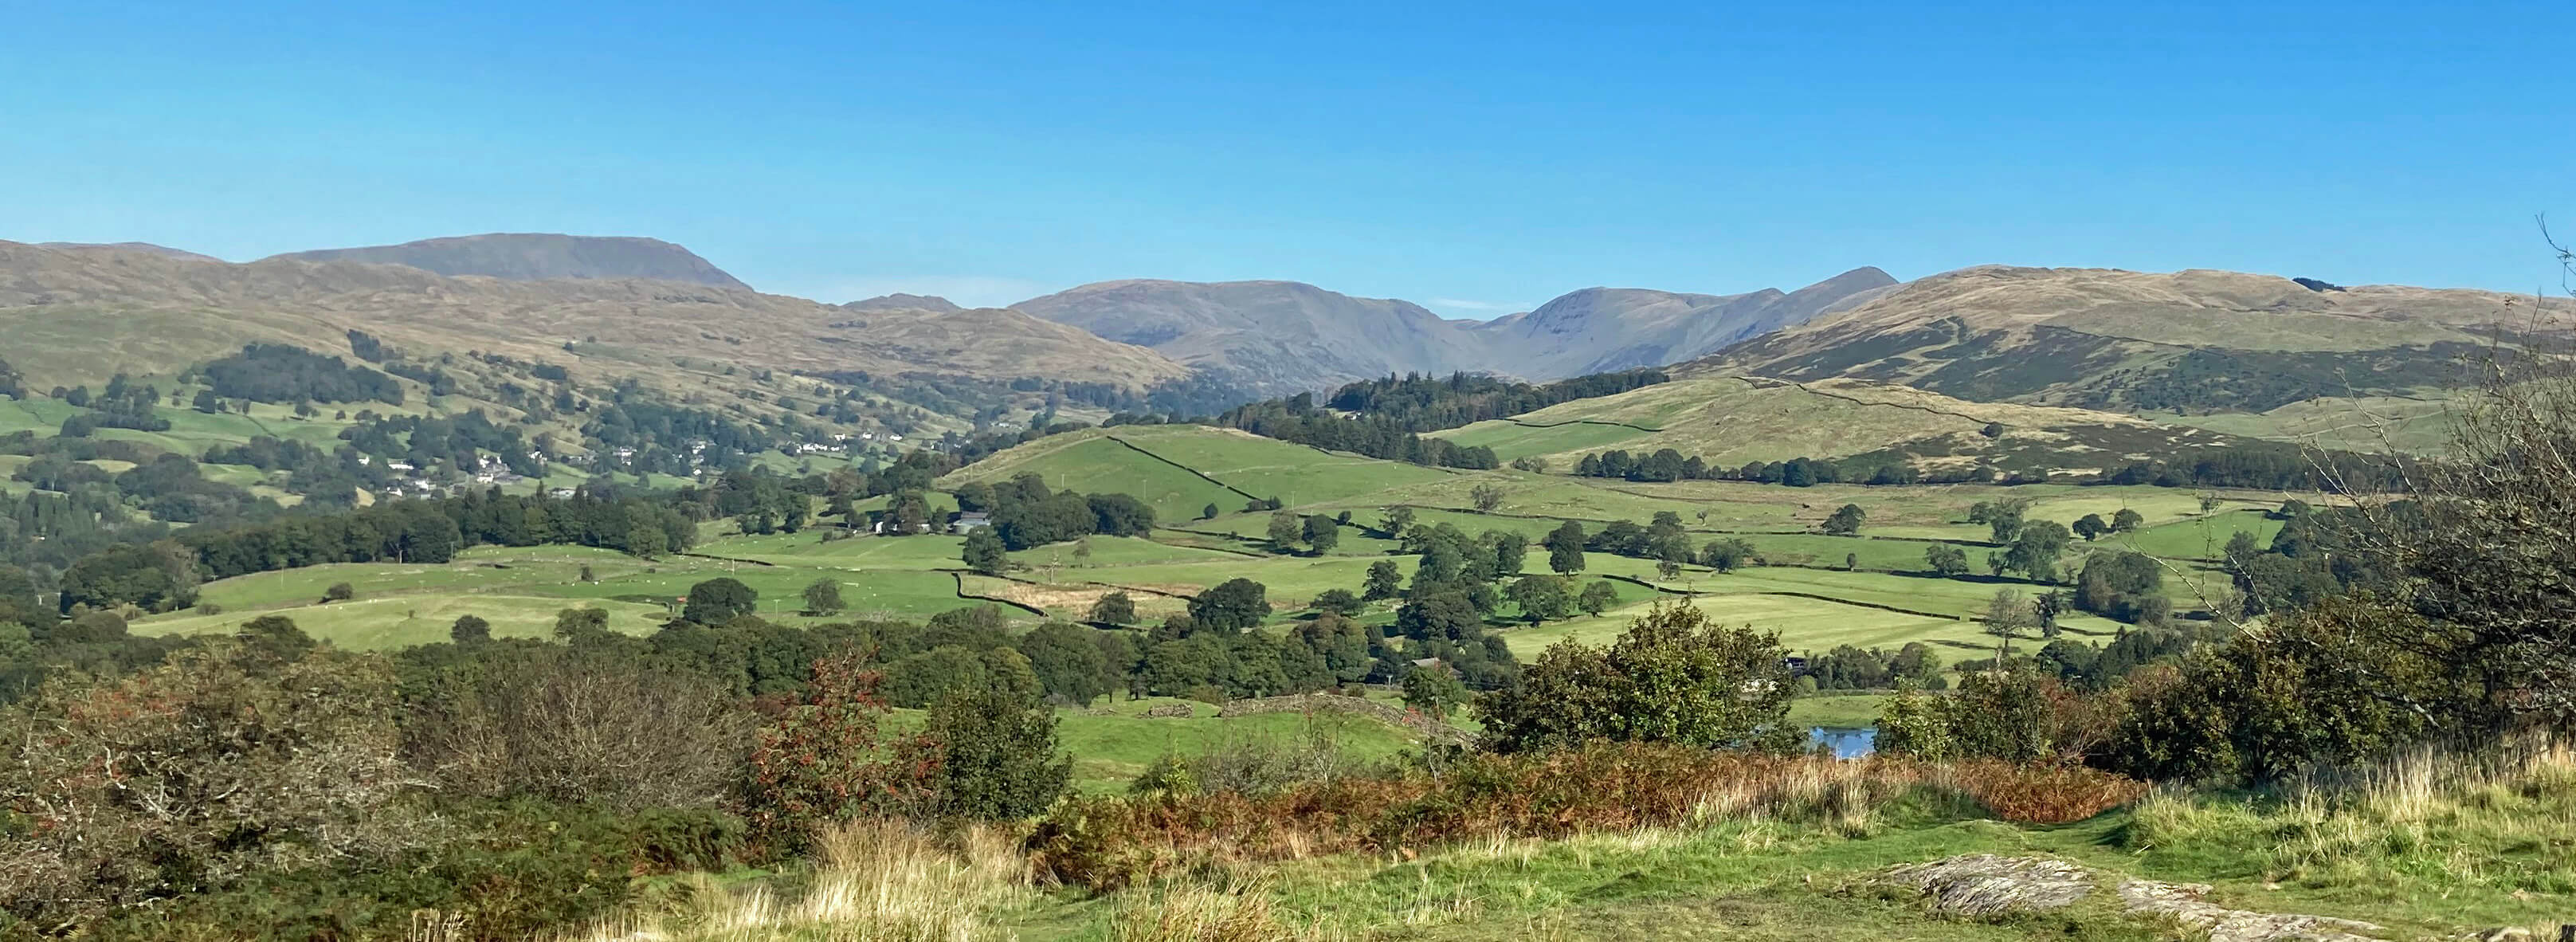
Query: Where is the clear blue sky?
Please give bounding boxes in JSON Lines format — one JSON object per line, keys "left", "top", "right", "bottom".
{"left": 4, "top": 1, "right": 2570, "bottom": 314}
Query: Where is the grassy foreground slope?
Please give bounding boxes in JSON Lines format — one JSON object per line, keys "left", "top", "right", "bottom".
{"left": 591, "top": 744, "right": 2576, "bottom": 941}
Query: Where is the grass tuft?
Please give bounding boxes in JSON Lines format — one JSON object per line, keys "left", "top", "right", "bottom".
{"left": 575, "top": 818, "right": 1027, "bottom": 941}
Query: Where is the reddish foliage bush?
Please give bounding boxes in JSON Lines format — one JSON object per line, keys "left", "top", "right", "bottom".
{"left": 1028, "top": 743, "right": 2144, "bottom": 891}
{"left": 740, "top": 652, "right": 942, "bottom": 847}
{"left": 1931, "top": 760, "right": 2147, "bottom": 824}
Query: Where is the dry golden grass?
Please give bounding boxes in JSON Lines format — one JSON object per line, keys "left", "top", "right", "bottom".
{"left": 2127, "top": 737, "right": 2576, "bottom": 899}
{"left": 574, "top": 820, "right": 1028, "bottom": 942}
{"left": 1107, "top": 878, "right": 1328, "bottom": 942}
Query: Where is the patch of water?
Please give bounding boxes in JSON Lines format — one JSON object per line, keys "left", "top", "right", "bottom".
{"left": 1809, "top": 725, "right": 1876, "bottom": 758}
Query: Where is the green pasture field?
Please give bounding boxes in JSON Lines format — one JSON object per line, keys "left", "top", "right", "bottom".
{"left": 1176, "top": 512, "right": 1404, "bottom": 556}
{"left": 1455, "top": 376, "right": 1998, "bottom": 468}
{"left": 1102, "top": 425, "right": 1458, "bottom": 508}
{"left": 845, "top": 490, "right": 962, "bottom": 517}
{"left": 699, "top": 531, "right": 970, "bottom": 568}
{"left": 1429, "top": 417, "right": 1653, "bottom": 462}
{"left": 171, "top": 545, "right": 664, "bottom": 611}
{"left": 1051, "top": 697, "right": 1431, "bottom": 792}
{"left": 543, "top": 563, "right": 968, "bottom": 622}
{"left": 132, "top": 594, "right": 672, "bottom": 650}
{"left": 1052, "top": 554, "right": 1401, "bottom": 614}
{"left": 1786, "top": 693, "right": 1890, "bottom": 728}
{"left": 1009, "top": 535, "right": 1249, "bottom": 567}
{"left": 1500, "top": 595, "right": 1984, "bottom": 661}
{"left": 133, "top": 544, "right": 994, "bottom": 649}
{"left": 2109, "top": 508, "right": 2283, "bottom": 560}
{"left": 939, "top": 432, "right": 1240, "bottom": 522}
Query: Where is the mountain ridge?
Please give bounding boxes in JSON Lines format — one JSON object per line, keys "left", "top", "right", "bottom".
{"left": 0, "top": 240, "right": 1186, "bottom": 393}
{"left": 1012, "top": 278, "right": 1494, "bottom": 394}
{"left": 1010, "top": 269, "right": 1897, "bottom": 394}
{"left": 37, "top": 241, "right": 224, "bottom": 264}
{"left": 265, "top": 233, "right": 752, "bottom": 289}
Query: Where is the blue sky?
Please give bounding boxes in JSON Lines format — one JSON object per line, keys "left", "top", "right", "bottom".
{"left": 3, "top": 1, "right": 2570, "bottom": 314}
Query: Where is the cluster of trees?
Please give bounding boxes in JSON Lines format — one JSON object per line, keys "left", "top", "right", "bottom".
{"left": 1570, "top": 440, "right": 2412, "bottom": 495}
{"left": 583, "top": 395, "right": 772, "bottom": 474}
{"left": 57, "top": 373, "right": 173, "bottom": 433}
{"left": 1531, "top": 513, "right": 1754, "bottom": 575}
{"left": 1319, "top": 370, "right": 1669, "bottom": 433}
{"left": 194, "top": 343, "right": 406, "bottom": 406}
{"left": 1214, "top": 393, "right": 1500, "bottom": 469}
{"left": 2072, "top": 551, "right": 2170, "bottom": 624}
{"left": 108, "top": 452, "right": 280, "bottom": 524}
{"left": 1570, "top": 449, "right": 1923, "bottom": 487}
{"left": 1477, "top": 602, "right": 1801, "bottom": 753}
{"left": 340, "top": 409, "right": 543, "bottom": 477}
{"left": 1264, "top": 508, "right": 1343, "bottom": 555}
{"left": 2028, "top": 627, "right": 2198, "bottom": 692}
{"left": 956, "top": 473, "right": 1157, "bottom": 552}
{"left": 0, "top": 488, "right": 143, "bottom": 575}
{"left": 1799, "top": 642, "right": 1945, "bottom": 691}
{"left": 2092, "top": 444, "right": 2412, "bottom": 493}
{"left": 1955, "top": 498, "right": 2076, "bottom": 583}
{"left": 2220, "top": 500, "right": 2402, "bottom": 618}
{"left": 202, "top": 434, "right": 393, "bottom": 505}
{"left": 0, "top": 355, "right": 22, "bottom": 399}
{"left": 699, "top": 468, "right": 815, "bottom": 535}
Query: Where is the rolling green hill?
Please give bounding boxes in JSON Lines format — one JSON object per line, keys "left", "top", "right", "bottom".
{"left": 1427, "top": 374, "right": 2260, "bottom": 478}
{"left": 936, "top": 425, "right": 1455, "bottom": 519}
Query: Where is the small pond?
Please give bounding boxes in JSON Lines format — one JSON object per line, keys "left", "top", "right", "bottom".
{"left": 1809, "top": 726, "right": 1876, "bottom": 759}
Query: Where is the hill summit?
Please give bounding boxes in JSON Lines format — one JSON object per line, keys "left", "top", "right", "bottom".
{"left": 265, "top": 233, "right": 751, "bottom": 289}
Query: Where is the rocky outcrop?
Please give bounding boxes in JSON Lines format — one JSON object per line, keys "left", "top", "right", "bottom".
{"left": 1884, "top": 854, "right": 2094, "bottom": 917}
{"left": 1882, "top": 854, "right": 2385, "bottom": 941}
{"left": 2115, "top": 878, "right": 2383, "bottom": 942}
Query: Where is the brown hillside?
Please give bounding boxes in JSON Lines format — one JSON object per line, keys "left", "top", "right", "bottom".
{"left": 1694, "top": 265, "right": 2574, "bottom": 413}
{"left": 0, "top": 241, "right": 1189, "bottom": 391}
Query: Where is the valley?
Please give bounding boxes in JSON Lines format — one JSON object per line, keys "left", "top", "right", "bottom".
{"left": 0, "top": 234, "right": 2560, "bottom": 942}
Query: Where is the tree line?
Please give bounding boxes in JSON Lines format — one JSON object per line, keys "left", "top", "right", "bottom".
{"left": 1319, "top": 369, "right": 1669, "bottom": 433}
{"left": 192, "top": 343, "right": 406, "bottom": 406}
{"left": 1213, "top": 393, "right": 1501, "bottom": 469}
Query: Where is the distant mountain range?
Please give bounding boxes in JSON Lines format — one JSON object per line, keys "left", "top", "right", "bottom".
{"left": 266, "top": 234, "right": 751, "bottom": 289}
{"left": 13, "top": 230, "right": 2557, "bottom": 420}
{"left": 1010, "top": 280, "right": 1495, "bottom": 394}
{"left": 37, "top": 241, "right": 224, "bottom": 264}
{"left": 1003, "top": 268, "right": 1896, "bottom": 394}
{"left": 1467, "top": 267, "right": 1897, "bottom": 379}
{"left": 0, "top": 240, "right": 1182, "bottom": 395}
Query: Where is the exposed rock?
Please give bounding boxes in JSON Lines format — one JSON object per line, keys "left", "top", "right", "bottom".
{"left": 1881, "top": 854, "right": 2387, "bottom": 941}
{"left": 1140, "top": 703, "right": 1197, "bottom": 718}
{"left": 1882, "top": 854, "right": 2093, "bottom": 916}
{"left": 2116, "top": 880, "right": 2382, "bottom": 942}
